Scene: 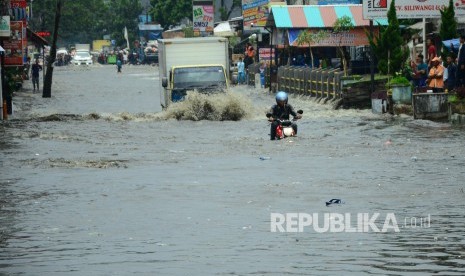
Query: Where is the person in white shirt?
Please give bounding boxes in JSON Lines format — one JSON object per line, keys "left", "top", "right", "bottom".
{"left": 237, "top": 57, "right": 245, "bottom": 85}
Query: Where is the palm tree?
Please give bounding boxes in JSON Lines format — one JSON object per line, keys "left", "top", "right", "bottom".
{"left": 333, "top": 16, "right": 354, "bottom": 77}
{"left": 296, "top": 29, "right": 327, "bottom": 68}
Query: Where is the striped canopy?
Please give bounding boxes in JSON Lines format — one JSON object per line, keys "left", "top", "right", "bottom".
{"left": 268, "top": 5, "right": 388, "bottom": 28}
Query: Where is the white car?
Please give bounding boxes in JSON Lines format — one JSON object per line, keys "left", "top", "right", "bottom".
{"left": 72, "top": 51, "right": 93, "bottom": 65}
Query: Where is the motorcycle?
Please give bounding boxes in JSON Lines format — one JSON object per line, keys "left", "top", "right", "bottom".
{"left": 266, "top": 110, "right": 303, "bottom": 140}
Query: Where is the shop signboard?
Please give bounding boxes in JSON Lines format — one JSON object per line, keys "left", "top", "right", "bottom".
{"left": 193, "top": 0, "right": 214, "bottom": 36}
{"left": 0, "top": 16, "right": 10, "bottom": 37}
{"left": 3, "top": 21, "right": 24, "bottom": 66}
{"left": 363, "top": 0, "right": 465, "bottom": 19}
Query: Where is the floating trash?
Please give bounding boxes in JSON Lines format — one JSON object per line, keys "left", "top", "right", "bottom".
{"left": 326, "top": 199, "right": 344, "bottom": 206}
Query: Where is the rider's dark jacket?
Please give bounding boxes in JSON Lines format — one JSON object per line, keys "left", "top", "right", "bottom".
{"left": 269, "top": 104, "right": 298, "bottom": 120}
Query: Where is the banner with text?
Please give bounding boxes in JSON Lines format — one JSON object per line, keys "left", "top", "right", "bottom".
{"left": 0, "top": 16, "right": 10, "bottom": 37}
{"left": 287, "top": 28, "right": 379, "bottom": 47}
{"left": 242, "top": 0, "right": 270, "bottom": 28}
{"left": 4, "top": 21, "right": 24, "bottom": 66}
{"left": 259, "top": 48, "right": 276, "bottom": 62}
{"left": 193, "top": 0, "right": 214, "bottom": 36}
{"left": 363, "top": 0, "right": 465, "bottom": 19}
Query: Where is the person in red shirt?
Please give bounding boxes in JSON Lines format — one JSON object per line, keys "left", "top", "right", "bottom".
{"left": 427, "top": 38, "right": 436, "bottom": 68}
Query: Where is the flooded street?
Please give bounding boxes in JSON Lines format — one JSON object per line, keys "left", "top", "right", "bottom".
{"left": 1, "top": 64, "right": 465, "bottom": 275}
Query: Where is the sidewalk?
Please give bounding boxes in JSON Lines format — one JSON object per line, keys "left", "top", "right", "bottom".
{"left": 8, "top": 75, "right": 40, "bottom": 118}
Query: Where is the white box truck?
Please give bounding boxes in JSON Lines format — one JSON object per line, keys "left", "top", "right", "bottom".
{"left": 158, "top": 37, "right": 230, "bottom": 108}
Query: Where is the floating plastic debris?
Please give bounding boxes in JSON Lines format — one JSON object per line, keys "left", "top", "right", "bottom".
{"left": 326, "top": 199, "right": 344, "bottom": 206}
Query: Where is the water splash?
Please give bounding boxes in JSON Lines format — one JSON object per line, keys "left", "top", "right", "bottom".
{"left": 163, "top": 91, "right": 253, "bottom": 121}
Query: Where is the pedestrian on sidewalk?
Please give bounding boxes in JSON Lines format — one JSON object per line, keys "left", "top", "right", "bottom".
{"left": 116, "top": 58, "right": 122, "bottom": 73}
{"left": 30, "top": 59, "right": 42, "bottom": 92}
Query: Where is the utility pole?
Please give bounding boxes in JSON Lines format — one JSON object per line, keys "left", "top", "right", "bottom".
{"left": 369, "top": 20, "right": 374, "bottom": 95}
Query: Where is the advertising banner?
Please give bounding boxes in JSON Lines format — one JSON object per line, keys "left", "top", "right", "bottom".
{"left": 363, "top": 0, "right": 465, "bottom": 19}
{"left": 193, "top": 0, "right": 214, "bottom": 36}
{"left": 318, "top": 0, "right": 360, "bottom": 4}
{"left": 3, "top": 21, "right": 24, "bottom": 66}
{"left": 0, "top": 16, "right": 10, "bottom": 37}
{"left": 9, "top": 0, "right": 28, "bottom": 22}
{"left": 287, "top": 28, "right": 379, "bottom": 47}
{"left": 242, "top": 0, "right": 270, "bottom": 28}
{"left": 259, "top": 48, "right": 276, "bottom": 62}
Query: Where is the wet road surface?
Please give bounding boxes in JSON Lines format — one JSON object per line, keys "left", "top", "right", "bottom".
{"left": 1, "top": 64, "right": 465, "bottom": 275}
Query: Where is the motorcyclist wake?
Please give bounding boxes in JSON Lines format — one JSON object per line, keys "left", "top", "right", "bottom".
{"left": 266, "top": 91, "right": 303, "bottom": 140}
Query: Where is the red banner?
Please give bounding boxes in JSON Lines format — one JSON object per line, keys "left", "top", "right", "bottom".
{"left": 10, "top": 0, "right": 27, "bottom": 8}
{"left": 3, "top": 21, "right": 24, "bottom": 66}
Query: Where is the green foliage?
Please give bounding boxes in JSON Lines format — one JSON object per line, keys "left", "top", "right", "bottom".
{"left": 440, "top": 0, "right": 458, "bottom": 60}
{"left": 219, "top": 7, "right": 228, "bottom": 21}
{"left": 333, "top": 16, "right": 354, "bottom": 76}
{"left": 183, "top": 26, "right": 194, "bottom": 38}
{"left": 3, "top": 67, "right": 23, "bottom": 96}
{"left": 29, "top": 0, "right": 142, "bottom": 48}
{"left": 388, "top": 76, "right": 411, "bottom": 86}
{"left": 296, "top": 29, "right": 328, "bottom": 67}
{"left": 219, "top": 0, "right": 241, "bottom": 21}
{"left": 333, "top": 16, "right": 354, "bottom": 33}
{"left": 439, "top": 0, "right": 457, "bottom": 40}
{"left": 107, "top": 0, "right": 142, "bottom": 47}
{"left": 368, "top": 0, "right": 408, "bottom": 75}
{"left": 151, "top": 0, "right": 192, "bottom": 28}
{"left": 448, "top": 94, "right": 459, "bottom": 103}
{"left": 228, "top": 36, "right": 240, "bottom": 49}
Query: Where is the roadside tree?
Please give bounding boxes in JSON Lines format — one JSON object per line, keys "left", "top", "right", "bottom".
{"left": 368, "top": 0, "right": 407, "bottom": 75}
{"left": 296, "top": 30, "right": 328, "bottom": 68}
{"left": 333, "top": 16, "right": 355, "bottom": 77}
{"left": 439, "top": 0, "right": 458, "bottom": 60}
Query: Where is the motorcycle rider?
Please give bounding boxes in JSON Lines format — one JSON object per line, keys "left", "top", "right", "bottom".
{"left": 267, "top": 91, "right": 302, "bottom": 140}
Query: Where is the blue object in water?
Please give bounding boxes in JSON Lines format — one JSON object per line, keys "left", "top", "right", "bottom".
{"left": 259, "top": 156, "right": 271, "bottom": 160}
{"left": 326, "top": 199, "right": 343, "bottom": 206}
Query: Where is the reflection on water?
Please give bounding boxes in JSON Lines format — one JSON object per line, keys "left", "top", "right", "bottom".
{"left": 1, "top": 65, "right": 465, "bottom": 275}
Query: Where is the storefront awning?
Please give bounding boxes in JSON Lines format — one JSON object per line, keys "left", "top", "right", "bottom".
{"left": 26, "top": 28, "right": 49, "bottom": 46}
{"left": 267, "top": 5, "right": 388, "bottom": 28}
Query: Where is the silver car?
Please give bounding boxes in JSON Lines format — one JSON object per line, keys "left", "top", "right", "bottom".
{"left": 72, "top": 51, "right": 93, "bottom": 65}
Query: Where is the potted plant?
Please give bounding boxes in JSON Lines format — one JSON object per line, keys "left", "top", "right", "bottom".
{"left": 448, "top": 92, "right": 465, "bottom": 114}
{"left": 387, "top": 74, "right": 412, "bottom": 105}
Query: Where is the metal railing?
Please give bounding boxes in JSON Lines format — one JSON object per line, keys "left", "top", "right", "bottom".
{"left": 277, "top": 66, "right": 343, "bottom": 99}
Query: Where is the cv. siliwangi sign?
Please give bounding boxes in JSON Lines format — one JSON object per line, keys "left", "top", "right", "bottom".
{"left": 363, "top": 0, "right": 465, "bottom": 19}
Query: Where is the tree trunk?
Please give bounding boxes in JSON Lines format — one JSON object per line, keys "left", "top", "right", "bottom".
{"left": 309, "top": 46, "right": 314, "bottom": 68}
{"left": 339, "top": 47, "right": 347, "bottom": 76}
{"left": 43, "top": 0, "right": 63, "bottom": 98}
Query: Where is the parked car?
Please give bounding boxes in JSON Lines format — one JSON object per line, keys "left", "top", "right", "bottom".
{"left": 71, "top": 51, "right": 93, "bottom": 65}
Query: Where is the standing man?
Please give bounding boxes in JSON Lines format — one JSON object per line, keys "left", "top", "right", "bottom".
{"left": 30, "top": 59, "right": 42, "bottom": 93}
{"left": 427, "top": 38, "right": 437, "bottom": 69}
{"left": 456, "top": 34, "right": 465, "bottom": 87}
{"left": 427, "top": 57, "right": 445, "bottom": 92}
{"left": 445, "top": 55, "right": 457, "bottom": 92}
{"left": 244, "top": 42, "right": 255, "bottom": 80}
{"left": 412, "top": 54, "right": 428, "bottom": 88}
